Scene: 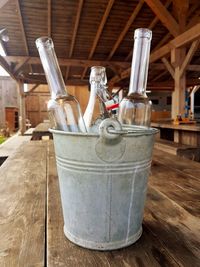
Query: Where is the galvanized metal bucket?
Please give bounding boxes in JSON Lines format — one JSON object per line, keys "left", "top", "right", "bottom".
{"left": 50, "top": 119, "right": 158, "bottom": 250}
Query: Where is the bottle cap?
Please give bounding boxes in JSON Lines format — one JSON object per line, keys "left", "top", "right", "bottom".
{"left": 134, "top": 28, "right": 152, "bottom": 40}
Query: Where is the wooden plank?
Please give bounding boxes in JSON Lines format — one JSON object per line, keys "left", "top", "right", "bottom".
{"left": 0, "top": 141, "right": 47, "bottom": 267}
{"left": 144, "top": 0, "right": 180, "bottom": 36}
{"left": 81, "top": 0, "right": 115, "bottom": 79}
{"left": 150, "top": 158, "right": 200, "bottom": 216}
{"left": 13, "top": 57, "right": 30, "bottom": 74}
{"left": 47, "top": 143, "right": 179, "bottom": 267}
{"left": 153, "top": 148, "right": 200, "bottom": 181}
{"left": 107, "top": 0, "right": 144, "bottom": 60}
{"left": 144, "top": 186, "right": 200, "bottom": 267}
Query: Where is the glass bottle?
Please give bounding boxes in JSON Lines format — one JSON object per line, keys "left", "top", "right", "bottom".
{"left": 35, "top": 37, "right": 87, "bottom": 132}
{"left": 118, "top": 28, "right": 152, "bottom": 127}
{"left": 83, "top": 66, "right": 110, "bottom": 132}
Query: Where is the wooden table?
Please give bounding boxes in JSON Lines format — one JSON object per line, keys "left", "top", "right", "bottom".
{"left": 151, "top": 122, "right": 200, "bottom": 146}
{"left": 32, "top": 122, "right": 53, "bottom": 140}
{"left": 0, "top": 140, "right": 199, "bottom": 266}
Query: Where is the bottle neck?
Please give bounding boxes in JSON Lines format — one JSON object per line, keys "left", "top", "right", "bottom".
{"left": 36, "top": 37, "right": 68, "bottom": 99}
{"left": 128, "top": 31, "right": 151, "bottom": 96}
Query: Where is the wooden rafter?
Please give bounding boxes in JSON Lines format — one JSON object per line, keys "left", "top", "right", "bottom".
{"left": 161, "top": 57, "right": 175, "bottom": 78}
{"left": 107, "top": 0, "right": 144, "bottom": 60}
{"left": 152, "top": 33, "right": 171, "bottom": 52}
{"left": 26, "top": 84, "right": 40, "bottom": 93}
{"left": 65, "top": 0, "right": 84, "bottom": 82}
{"left": 0, "top": 55, "right": 17, "bottom": 81}
{"left": 81, "top": 0, "right": 115, "bottom": 79}
{"left": 109, "top": 23, "right": 200, "bottom": 85}
{"left": 179, "top": 39, "right": 200, "bottom": 77}
{"left": 47, "top": 0, "right": 51, "bottom": 36}
{"left": 125, "top": 0, "right": 172, "bottom": 62}
{"left": 13, "top": 57, "right": 30, "bottom": 74}
{"left": 144, "top": 0, "right": 180, "bottom": 37}
{"left": 16, "top": 0, "right": 29, "bottom": 55}
{"left": 5, "top": 56, "right": 130, "bottom": 69}
{"left": 152, "top": 70, "right": 168, "bottom": 82}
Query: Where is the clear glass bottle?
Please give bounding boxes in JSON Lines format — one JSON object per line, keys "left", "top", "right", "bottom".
{"left": 83, "top": 66, "right": 110, "bottom": 132}
{"left": 118, "top": 28, "right": 152, "bottom": 127}
{"left": 35, "top": 37, "right": 87, "bottom": 132}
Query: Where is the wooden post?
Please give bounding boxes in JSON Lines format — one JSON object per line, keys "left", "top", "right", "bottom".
{"left": 17, "top": 81, "right": 26, "bottom": 135}
{"left": 171, "top": 48, "right": 186, "bottom": 120}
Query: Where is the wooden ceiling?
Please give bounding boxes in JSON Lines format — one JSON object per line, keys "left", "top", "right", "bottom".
{"left": 0, "top": 0, "right": 200, "bottom": 90}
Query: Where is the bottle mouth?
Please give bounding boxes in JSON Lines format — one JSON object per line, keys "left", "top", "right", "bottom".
{"left": 90, "top": 66, "right": 107, "bottom": 84}
{"left": 35, "top": 36, "right": 54, "bottom": 49}
{"left": 134, "top": 28, "right": 152, "bottom": 40}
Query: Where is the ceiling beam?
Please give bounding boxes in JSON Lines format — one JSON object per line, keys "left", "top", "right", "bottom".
{"left": 107, "top": 0, "right": 144, "bottom": 60}
{"left": 179, "top": 39, "right": 200, "bottom": 77}
{"left": 0, "top": 55, "right": 17, "bottom": 81}
{"left": 125, "top": 0, "right": 172, "bottom": 62}
{"left": 65, "top": 0, "right": 84, "bottom": 82}
{"left": 152, "top": 70, "right": 168, "bottom": 82}
{"left": 16, "top": 0, "right": 29, "bottom": 55}
{"left": 109, "top": 23, "right": 200, "bottom": 85}
{"left": 161, "top": 57, "right": 175, "bottom": 78}
{"left": 47, "top": 0, "right": 51, "bottom": 36}
{"left": 26, "top": 83, "right": 40, "bottom": 93}
{"left": 81, "top": 0, "right": 115, "bottom": 79}
{"left": 5, "top": 56, "right": 130, "bottom": 69}
{"left": 13, "top": 57, "right": 30, "bottom": 74}
{"left": 144, "top": 0, "right": 180, "bottom": 36}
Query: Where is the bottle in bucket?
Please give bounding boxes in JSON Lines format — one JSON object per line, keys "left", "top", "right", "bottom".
{"left": 83, "top": 66, "right": 110, "bottom": 132}
{"left": 35, "top": 37, "right": 87, "bottom": 133}
{"left": 118, "top": 28, "right": 152, "bottom": 127}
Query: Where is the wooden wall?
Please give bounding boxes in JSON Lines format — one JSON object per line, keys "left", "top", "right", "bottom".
{"left": 25, "top": 84, "right": 95, "bottom": 127}
{"left": 0, "top": 77, "right": 18, "bottom": 129}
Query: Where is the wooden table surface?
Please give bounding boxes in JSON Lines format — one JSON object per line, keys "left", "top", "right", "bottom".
{"left": 0, "top": 140, "right": 199, "bottom": 267}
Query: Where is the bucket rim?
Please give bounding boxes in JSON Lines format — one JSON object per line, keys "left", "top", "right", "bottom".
{"left": 49, "top": 125, "right": 159, "bottom": 137}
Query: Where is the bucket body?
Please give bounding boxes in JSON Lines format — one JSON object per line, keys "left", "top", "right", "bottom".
{"left": 51, "top": 120, "right": 158, "bottom": 250}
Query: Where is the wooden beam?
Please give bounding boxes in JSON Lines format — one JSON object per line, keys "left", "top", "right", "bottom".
{"left": 47, "top": 0, "right": 51, "bottom": 36}
{"left": 5, "top": 56, "right": 130, "bottom": 69}
{"left": 0, "top": 0, "right": 10, "bottom": 9}
{"left": 81, "top": 0, "right": 115, "bottom": 79}
{"left": 179, "top": 39, "right": 200, "bottom": 77}
{"left": 150, "top": 22, "right": 200, "bottom": 63}
{"left": 65, "top": 0, "right": 84, "bottom": 82}
{"left": 16, "top": 0, "right": 29, "bottom": 55}
{"left": 26, "top": 84, "right": 40, "bottom": 93}
{"left": 161, "top": 57, "right": 175, "bottom": 78}
{"left": 152, "top": 33, "right": 171, "bottom": 52}
{"left": 13, "top": 57, "right": 30, "bottom": 74}
{"left": 144, "top": 0, "right": 180, "bottom": 36}
{"left": 149, "top": 0, "right": 172, "bottom": 29}
{"left": 107, "top": 0, "right": 144, "bottom": 60}
{"left": 125, "top": 0, "right": 172, "bottom": 62}
{"left": 0, "top": 55, "right": 17, "bottom": 81}
{"left": 152, "top": 70, "right": 168, "bottom": 82}
{"left": 187, "top": 65, "right": 200, "bottom": 72}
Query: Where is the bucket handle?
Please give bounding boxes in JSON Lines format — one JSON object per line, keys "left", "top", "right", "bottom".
{"left": 99, "top": 118, "right": 157, "bottom": 139}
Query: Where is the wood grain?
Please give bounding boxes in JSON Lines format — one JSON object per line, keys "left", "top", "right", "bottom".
{"left": 144, "top": 187, "right": 200, "bottom": 267}
{"left": 0, "top": 141, "right": 47, "bottom": 267}
{"left": 47, "top": 142, "right": 179, "bottom": 267}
